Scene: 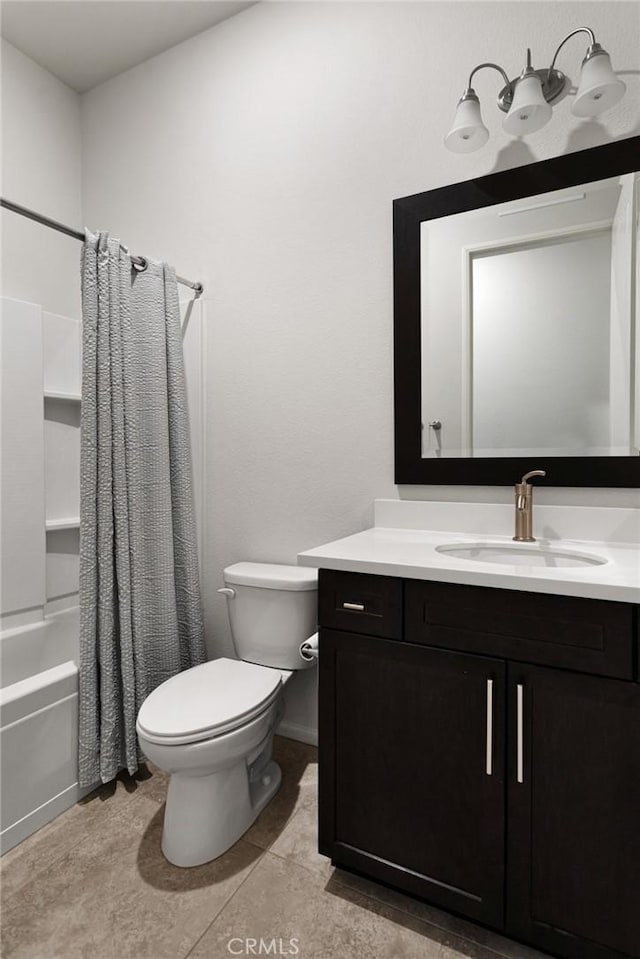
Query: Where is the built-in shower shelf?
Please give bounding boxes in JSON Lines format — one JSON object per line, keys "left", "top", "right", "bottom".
{"left": 46, "top": 518, "right": 80, "bottom": 532}
{"left": 44, "top": 391, "right": 81, "bottom": 403}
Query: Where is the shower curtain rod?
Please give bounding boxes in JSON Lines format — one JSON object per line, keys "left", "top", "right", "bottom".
{"left": 0, "top": 197, "right": 204, "bottom": 294}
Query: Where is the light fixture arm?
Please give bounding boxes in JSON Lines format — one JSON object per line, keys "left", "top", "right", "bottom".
{"left": 548, "top": 26, "right": 597, "bottom": 73}
{"left": 466, "top": 62, "right": 511, "bottom": 95}
{"left": 445, "top": 25, "right": 625, "bottom": 153}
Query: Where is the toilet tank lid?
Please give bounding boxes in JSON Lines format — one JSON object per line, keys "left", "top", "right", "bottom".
{"left": 223, "top": 562, "right": 318, "bottom": 591}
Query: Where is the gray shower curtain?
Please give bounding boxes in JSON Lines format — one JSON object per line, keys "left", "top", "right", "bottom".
{"left": 78, "top": 231, "right": 206, "bottom": 787}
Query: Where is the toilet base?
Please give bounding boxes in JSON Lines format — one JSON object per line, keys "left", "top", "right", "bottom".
{"left": 161, "top": 758, "right": 282, "bottom": 867}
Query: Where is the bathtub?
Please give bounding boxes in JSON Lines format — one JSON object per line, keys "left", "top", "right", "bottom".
{"left": 0, "top": 607, "right": 90, "bottom": 854}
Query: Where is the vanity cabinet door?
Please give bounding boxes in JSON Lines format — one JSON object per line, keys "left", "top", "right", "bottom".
{"left": 319, "top": 628, "right": 506, "bottom": 927}
{"left": 507, "top": 664, "right": 640, "bottom": 959}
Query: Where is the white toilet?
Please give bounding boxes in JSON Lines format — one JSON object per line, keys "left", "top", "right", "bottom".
{"left": 136, "top": 562, "right": 318, "bottom": 867}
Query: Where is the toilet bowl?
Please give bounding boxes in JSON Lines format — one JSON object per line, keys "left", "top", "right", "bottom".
{"left": 136, "top": 562, "right": 317, "bottom": 867}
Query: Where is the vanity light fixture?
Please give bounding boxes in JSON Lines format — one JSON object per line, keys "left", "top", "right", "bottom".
{"left": 445, "top": 27, "right": 626, "bottom": 153}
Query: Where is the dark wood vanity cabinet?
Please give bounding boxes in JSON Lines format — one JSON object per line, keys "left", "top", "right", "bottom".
{"left": 318, "top": 569, "right": 640, "bottom": 959}
{"left": 319, "top": 629, "right": 506, "bottom": 926}
{"left": 507, "top": 664, "right": 640, "bottom": 959}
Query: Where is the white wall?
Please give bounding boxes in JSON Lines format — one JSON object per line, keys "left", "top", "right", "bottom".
{"left": 1, "top": 42, "right": 83, "bottom": 628}
{"left": 1, "top": 39, "right": 82, "bottom": 318}
{"left": 80, "top": 2, "right": 640, "bottom": 739}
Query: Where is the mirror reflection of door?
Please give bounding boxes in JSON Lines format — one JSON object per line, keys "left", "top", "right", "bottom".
{"left": 420, "top": 173, "right": 637, "bottom": 459}
{"left": 470, "top": 229, "right": 612, "bottom": 457}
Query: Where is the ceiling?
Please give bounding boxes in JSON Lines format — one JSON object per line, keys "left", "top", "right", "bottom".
{"left": 0, "top": 1, "right": 256, "bottom": 92}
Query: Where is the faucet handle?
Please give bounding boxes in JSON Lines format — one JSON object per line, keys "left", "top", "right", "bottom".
{"left": 519, "top": 469, "right": 546, "bottom": 485}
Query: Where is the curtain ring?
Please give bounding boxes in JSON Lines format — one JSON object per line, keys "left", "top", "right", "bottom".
{"left": 132, "top": 256, "right": 148, "bottom": 273}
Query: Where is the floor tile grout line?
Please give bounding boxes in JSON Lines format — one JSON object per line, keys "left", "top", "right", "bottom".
{"left": 242, "top": 827, "right": 293, "bottom": 853}
{"left": 242, "top": 836, "right": 272, "bottom": 853}
{"left": 181, "top": 848, "right": 267, "bottom": 959}
{"left": 240, "top": 794, "right": 316, "bottom": 856}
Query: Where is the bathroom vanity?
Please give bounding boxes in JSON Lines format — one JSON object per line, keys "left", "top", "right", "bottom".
{"left": 299, "top": 504, "right": 640, "bottom": 959}
{"left": 299, "top": 138, "right": 640, "bottom": 959}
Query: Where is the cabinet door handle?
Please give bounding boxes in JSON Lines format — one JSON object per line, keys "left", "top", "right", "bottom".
{"left": 485, "top": 679, "right": 493, "bottom": 776}
{"left": 517, "top": 683, "right": 524, "bottom": 784}
{"left": 342, "top": 602, "right": 365, "bottom": 612}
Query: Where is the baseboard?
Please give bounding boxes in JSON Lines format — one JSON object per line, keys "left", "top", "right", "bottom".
{"left": 0, "top": 781, "right": 94, "bottom": 855}
{"left": 277, "top": 719, "right": 318, "bottom": 747}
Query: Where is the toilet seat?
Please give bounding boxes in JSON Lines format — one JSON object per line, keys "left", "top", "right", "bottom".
{"left": 137, "top": 658, "right": 283, "bottom": 746}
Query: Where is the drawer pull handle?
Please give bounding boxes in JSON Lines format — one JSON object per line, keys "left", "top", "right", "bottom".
{"left": 342, "top": 602, "right": 365, "bottom": 612}
{"left": 517, "top": 683, "right": 524, "bottom": 785}
{"left": 485, "top": 678, "right": 493, "bottom": 776}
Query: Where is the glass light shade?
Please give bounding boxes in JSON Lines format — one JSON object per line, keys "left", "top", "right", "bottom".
{"left": 572, "top": 51, "right": 626, "bottom": 117}
{"left": 444, "top": 95, "right": 489, "bottom": 153}
{"left": 503, "top": 73, "right": 552, "bottom": 135}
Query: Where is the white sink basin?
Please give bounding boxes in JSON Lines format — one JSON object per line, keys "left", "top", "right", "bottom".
{"left": 436, "top": 542, "right": 607, "bottom": 569}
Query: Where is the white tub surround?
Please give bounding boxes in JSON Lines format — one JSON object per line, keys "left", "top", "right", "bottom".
{"left": 298, "top": 499, "right": 640, "bottom": 603}
{"left": 0, "top": 608, "right": 92, "bottom": 854}
{"left": 0, "top": 295, "right": 84, "bottom": 855}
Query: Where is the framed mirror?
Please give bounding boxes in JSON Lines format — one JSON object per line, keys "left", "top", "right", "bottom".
{"left": 393, "top": 137, "right": 640, "bottom": 487}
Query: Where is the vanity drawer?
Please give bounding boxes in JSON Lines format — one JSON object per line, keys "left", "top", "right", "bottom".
{"left": 405, "top": 580, "right": 636, "bottom": 680}
{"left": 318, "top": 569, "right": 403, "bottom": 639}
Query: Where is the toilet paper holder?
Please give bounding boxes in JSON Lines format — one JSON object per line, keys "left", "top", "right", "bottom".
{"left": 300, "top": 633, "right": 319, "bottom": 662}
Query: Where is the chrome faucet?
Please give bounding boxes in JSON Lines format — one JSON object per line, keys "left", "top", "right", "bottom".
{"left": 513, "top": 470, "right": 546, "bottom": 542}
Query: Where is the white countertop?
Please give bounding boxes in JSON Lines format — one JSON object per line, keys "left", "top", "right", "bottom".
{"left": 298, "top": 526, "right": 640, "bottom": 603}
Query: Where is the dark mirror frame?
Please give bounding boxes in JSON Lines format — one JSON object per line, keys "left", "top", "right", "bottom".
{"left": 393, "top": 137, "right": 640, "bottom": 488}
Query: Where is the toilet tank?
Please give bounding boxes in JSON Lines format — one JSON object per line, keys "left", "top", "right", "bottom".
{"left": 221, "top": 563, "right": 318, "bottom": 670}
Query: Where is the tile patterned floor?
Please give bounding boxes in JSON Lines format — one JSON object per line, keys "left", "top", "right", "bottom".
{"left": 0, "top": 737, "right": 550, "bottom": 959}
